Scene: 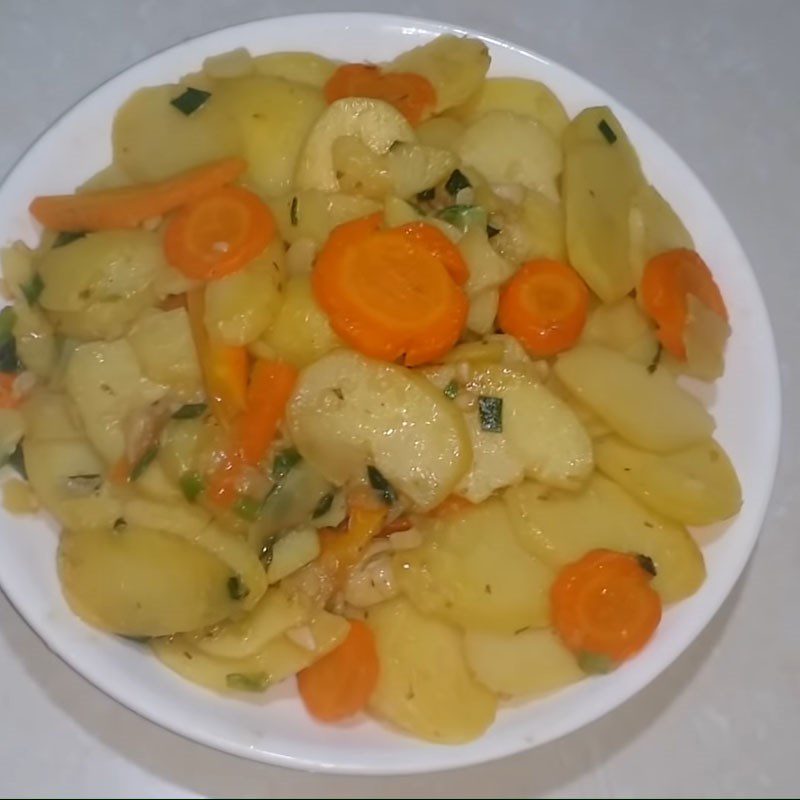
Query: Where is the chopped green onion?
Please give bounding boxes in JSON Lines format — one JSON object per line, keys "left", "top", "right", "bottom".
{"left": 129, "top": 445, "right": 158, "bottom": 481}
{"left": 578, "top": 651, "right": 617, "bottom": 674}
{"left": 5, "top": 441, "right": 26, "bottom": 478}
{"left": 445, "top": 168, "right": 471, "bottom": 196}
{"left": 227, "top": 575, "right": 250, "bottom": 601}
{"left": 416, "top": 187, "right": 436, "bottom": 203}
{"left": 233, "top": 495, "right": 261, "bottom": 522}
{"left": 367, "top": 465, "right": 396, "bottom": 505}
{"left": 0, "top": 307, "right": 21, "bottom": 374}
{"left": 443, "top": 379, "right": 459, "bottom": 399}
{"left": 647, "top": 343, "right": 663, "bottom": 374}
{"left": 478, "top": 395, "right": 503, "bottom": 433}
{"left": 312, "top": 491, "right": 335, "bottom": 519}
{"left": 225, "top": 671, "right": 269, "bottom": 692}
{"left": 170, "top": 87, "right": 211, "bottom": 116}
{"left": 0, "top": 307, "right": 16, "bottom": 340}
{"left": 486, "top": 224, "right": 501, "bottom": 239}
{"left": 635, "top": 553, "right": 657, "bottom": 577}
{"left": 52, "top": 231, "right": 85, "bottom": 248}
{"left": 290, "top": 195, "right": 299, "bottom": 226}
{"left": 21, "top": 274, "right": 44, "bottom": 306}
{"left": 179, "top": 471, "right": 204, "bottom": 502}
{"left": 436, "top": 204, "right": 478, "bottom": 230}
{"left": 172, "top": 402, "right": 207, "bottom": 419}
{"left": 597, "top": 118, "right": 617, "bottom": 145}
{"left": 271, "top": 447, "right": 301, "bottom": 482}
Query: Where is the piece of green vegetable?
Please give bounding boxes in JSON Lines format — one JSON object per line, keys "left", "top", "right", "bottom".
{"left": 21, "top": 274, "right": 44, "bottom": 306}
{"left": 445, "top": 168, "right": 471, "bottom": 196}
{"left": 52, "top": 231, "right": 85, "bottom": 248}
{"left": 290, "top": 195, "right": 299, "bottom": 226}
{"left": 578, "top": 651, "right": 617, "bottom": 674}
{"left": 271, "top": 448, "right": 301, "bottom": 482}
{"left": 179, "top": 471, "right": 204, "bottom": 502}
{"left": 233, "top": 495, "right": 262, "bottom": 522}
{"left": 129, "top": 446, "right": 158, "bottom": 481}
{"left": 5, "top": 441, "right": 26, "bottom": 478}
{"left": 170, "top": 87, "right": 211, "bottom": 116}
{"left": 443, "top": 379, "right": 459, "bottom": 399}
{"left": 312, "top": 491, "right": 335, "bottom": 519}
{"left": 0, "top": 307, "right": 20, "bottom": 374}
{"left": 435, "top": 204, "right": 482, "bottom": 231}
{"left": 478, "top": 395, "right": 503, "bottom": 433}
{"left": 227, "top": 575, "right": 250, "bottom": 601}
{"left": 597, "top": 118, "right": 617, "bottom": 145}
{"left": 367, "top": 465, "right": 396, "bottom": 505}
{"left": 225, "top": 671, "right": 269, "bottom": 692}
{"left": 635, "top": 553, "right": 657, "bottom": 577}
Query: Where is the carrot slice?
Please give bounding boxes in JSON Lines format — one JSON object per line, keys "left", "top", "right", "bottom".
{"left": 551, "top": 549, "right": 662, "bottom": 663}
{"left": 0, "top": 374, "right": 20, "bottom": 409}
{"left": 640, "top": 248, "right": 728, "bottom": 359}
{"left": 186, "top": 289, "right": 248, "bottom": 425}
{"left": 297, "top": 619, "right": 379, "bottom": 722}
{"left": 395, "top": 222, "right": 469, "bottom": 285}
{"left": 313, "top": 215, "right": 468, "bottom": 366}
{"left": 498, "top": 259, "right": 589, "bottom": 357}
{"left": 164, "top": 186, "right": 275, "bottom": 281}
{"left": 29, "top": 157, "right": 246, "bottom": 231}
{"left": 429, "top": 494, "right": 474, "bottom": 518}
{"left": 324, "top": 63, "right": 436, "bottom": 126}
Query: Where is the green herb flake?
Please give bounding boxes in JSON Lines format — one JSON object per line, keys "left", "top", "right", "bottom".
{"left": 416, "top": 187, "right": 436, "bottom": 203}
{"left": 271, "top": 447, "right": 301, "bottom": 482}
{"left": 129, "top": 445, "right": 158, "bottom": 481}
{"left": 647, "top": 343, "right": 663, "bottom": 374}
{"left": 443, "top": 379, "right": 459, "bottom": 400}
{"left": 0, "top": 307, "right": 16, "bottom": 340}
{"left": 225, "top": 671, "right": 269, "bottom": 692}
{"left": 312, "top": 491, "right": 335, "bottom": 519}
{"left": 635, "top": 553, "right": 657, "bottom": 577}
{"left": 21, "top": 274, "right": 44, "bottom": 306}
{"left": 172, "top": 402, "right": 207, "bottom": 419}
{"left": 445, "top": 168, "right": 471, "bottom": 196}
{"left": 290, "top": 195, "right": 299, "bottom": 226}
{"left": 227, "top": 575, "right": 250, "bottom": 601}
{"left": 233, "top": 495, "right": 261, "bottom": 522}
{"left": 179, "top": 471, "right": 204, "bottom": 502}
{"left": 436, "top": 204, "right": 477, "bottom": 230}
{"left": 0, "top": 307, "right": 21, "bottom": 374}
{"left": 597, "top": 118, "right": 617, "bottom": 145}
{"left": 478, "top": 395, "right": 503, "bottom": 433}
{"left": 5, "top": 440, "right": 26, "bottom": 478}
{"left": 486, "top": 224, "right": 501, "bottom": 239}
{"left": 53, "top": 231, "right": 86, "bottom": 248}
{"left": 578, "top": 651, "right": 617, "bottom": 675}
{"left": 113, "top": 517, "right": 127, "bottom": 532}
{"left": 367, "top": 465, "right": 396, "bottom": 505}
{"left": 170, "top": 87, "right": 211, "bottom": 116}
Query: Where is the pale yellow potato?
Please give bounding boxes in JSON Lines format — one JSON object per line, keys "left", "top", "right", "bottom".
{"left": 332, "top": 136, "right": 392, "bottom": 198}
{"left": 367, "top": 597, "right": 496, "bottom": 743}
{"left": 3, "top": 478, "right": 39, "bottom": 514}
{"left": 58, "top": 525, "right": 238, "bottom": 637}
{"left": 682, "top": 295, "right": 730, "bottom": 381}
{"left": 466, "top": 287, "right": 499, "bottom": 335}
{"left": 383, "top": 195, "right": 423, "bottom": 228}
{"left": 128, "top": 308, "right": 202, "bottom": 395}
{"left": 505, "top": 475, "right": 706, "bottom": 603}
{"left": 464, "top": 628, "right": 584, "bottom": 696}
{"left": 581, "top": 296, "right": 659, "bottom": 365}
{"left": 564, "top": 107, "right": 645, "bottom": 302}
{"left": 217, "top": 75, "right": 325, "bottom": 196}
{"left": 554, "top": 344, "right": 714, "bottom": 452}
{"left": 202, "top": 48, "right": 254, "bottom": 80}
{"left": 287, "top": 350, "right": 472, "bottom": 510}
{"left": 459, "top": 222, "right": 514, "bottom": 295}
{"left": 396, "top": 498, "right": 552, "bottom": 632}
{"left": 113, "top": 84, "right": 240, "bottom": 182}
{"left": 491, "top": 190, "right": 566, "bottom": 265}
{"left": 152, "top": 611, "right": 348, "bottom": 693}
{"left": 133, "top": 459, "right": 183, "bottom": 504}
{"left": 389, "top": 35, "right": 490, "bottom": 112}
{"left": 158, "top": 415, "right": 203, "bottom": 484}
{"left": 457, "top": 111, "right": 562, "bottom": 201}
{"left": 265, "top": 526, "right": 320, "bottom": 585}
{"left": 452, "top": 77, "right": 569, "bottom": 138}
{"left": 0, "top": 408, "right": 23, "bottom": 460}
{"left": 21, "top": 390, "right": 82, "bottom": 441}
{"left": 385, "top": 141, "right": 457, "bottom": 198}
{"left": 260, "top": 276, "right": 342, "bottom": 368}
{"left": 253, "top": 51, "right": 339, "bottom": 88}
{"left": 13, "top": 304, "right": 57, "bottom": 378}
{"left": 1, "top": 242, "right": 34, "bottom": 303}
{"left": 594, "top": 435, "right": 742, "bottom": 526}
{"left": 415, "top": 116, "right": 464, "bottom": 149}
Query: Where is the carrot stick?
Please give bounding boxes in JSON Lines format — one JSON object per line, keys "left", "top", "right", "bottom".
{"left": 313, "top": 214, "right": 467, "bottom": 366}
{"left": 297, "top": 619, "right": 379, "bottom": 722}
{"left": 29, "top": 157, "right": 246, "bottom": 231}
{"left": 551, "top": 549, "right": 662, "bottom": 663}
{"left": 498, "top": 259, "right": 589, "bottom": 357}
{"left": 324, "top": 63, "right": 436, "bottom": 126}
{"left": 640, "top": 248, "right": 728, "bottom": 359}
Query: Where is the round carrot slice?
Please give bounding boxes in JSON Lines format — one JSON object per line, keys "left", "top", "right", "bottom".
{"left": 498, "top": 259, "right": 589, "bottom": 357}
{"left": 313, "top": 215, "right": 468, "bottom": 366}
{"left": 640, "top": 248, "right": 728, "bottom": 359}
{"left": 551, "top": 549, "right": 662, "bottom": 663}
{"left": 324, "top": 63, "right": 436, "bottom": 126}
{"left": 164, "top": 186, "right": 275, "bottom": 280}
{"left": 395, "top": 222, "right": 469, "bottom": 285}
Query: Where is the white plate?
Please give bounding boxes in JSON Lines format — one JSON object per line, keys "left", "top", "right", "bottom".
{"left": 0, "top": 12, "right": 780, "bottom": 776}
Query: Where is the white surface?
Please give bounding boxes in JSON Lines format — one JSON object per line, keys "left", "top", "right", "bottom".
{"left": 0, "top": 0, "right": 797, "bottom": 795}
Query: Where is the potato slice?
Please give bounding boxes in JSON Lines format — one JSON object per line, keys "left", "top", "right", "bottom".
{"left": 0, "top": 408, "right": 23, "bottom": 460}
{"left": 389, "top": 35, "right": 490, "bottom": 112}
{"left": 59, "top": 525, "right": 238, "bottom": 636}
{"left": 505, "top": 475, "right": 706, "bottom": 603}
{"left": 21, "top": 390, "right": 83, "bottom": 441}
{"left": 452, "top": 77, "right": 569, "bottom": 138}
{"left": 253, "top": 51, "right": 339, "bottom": 88}
{"left": 415, "top": 116, "right": 464, "bottom": 149}
{"left": 395, "top": 498, "right": 552, "bottom": 632}
{"left": 682, "top": 295, "right": 730, "bottom": 381}
{"left": 287, "top": 350, "right": 471, "bottom": 510}
{"left": 265, "top": 526, "right": 321, "bottom": 584}
{"left": 564, "top": 107, "right": 645, "bottom": 302}
{"left": 459, "top": 222, "right": 515, "bottom": 295}
{"left": 580, "top": 297, "right": 659, "bottom": 365}
{"left": 594, "top": 435, "right": 742, "bottom": 526}
{"left": 457, "top": 111, "right": 562, "bottom": 201}
{"left": 464, "top": 628, "right": 584, "bottom": 696}
{"left": 367, "top": 597, "right": 496, "bottom": 743}
{"left": 555, "top": 344, "right": 714, "bottom": 452}
{"left": 491, "top": 189, "right": 566, "bottom": 265}
{"left": 13, "top": 304, "right": 57, "bottom": 379}
{"left": 385, "top": 141, "right": 457, "bottom": 199}
{"left": 296, "top": 98, "right": 414, "bottom": 192}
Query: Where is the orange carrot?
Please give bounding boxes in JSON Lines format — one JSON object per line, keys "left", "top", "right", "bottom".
{"left": 29, "top": 157, "right": 246, "bottom": 231}
{"left": 429, "top": 494, "right": 474, "bottom": 518}
{"left": 551, "top": 549, "right": 662, "bottom": 663}
{"left": 640, "top": 248, "right": 728, "bottom": 359}
{"left": 313, "top": 214, "right": 468, "bottom": 366}
{"left": 380, "top": 515, "right": 413, "bottom": 535}
{"left": 297, "top": 619, "right": 379, "bottom": 722}
{"left": 186, "top": 289, "right": 248, "bottom": 425}
{"left": 0, "top": 374, "right": 20, "bottom": 409}
{"left": 164, "top": 186, "right": 275, "bottom": 281}
{"left": 108, "top": 457, "right": 131, "bottom": 486}
{"left": 395, "top": 222, "right": 469, "bottom": 285}
{"left": 498, "top": 259, "right": 589, "bottom": 357}
{"left": 324, "top": 63, "right": 436, "bottom": 126}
